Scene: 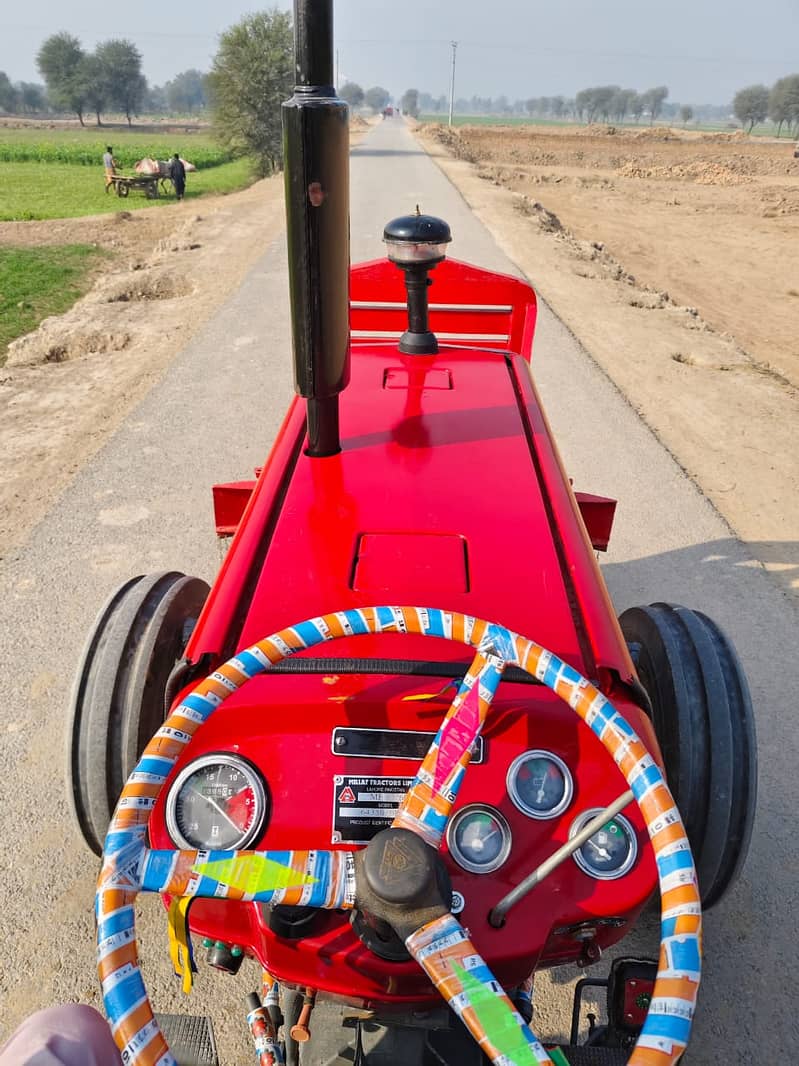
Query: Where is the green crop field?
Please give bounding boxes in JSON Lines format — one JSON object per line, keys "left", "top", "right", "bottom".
{"left": 0, "top": 244, "right": 107, "bottom": 364}
{"left": 0, "top": 126, "right": 256, "bottom": 220}
{"left": 0, "top": 158, "right": 254, "bottom": 221}
{"left": 0, "top": 127, "right": 234, "bottom": 168}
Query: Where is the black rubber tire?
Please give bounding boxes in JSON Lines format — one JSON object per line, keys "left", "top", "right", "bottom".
{"left": 67, "top": 571, "right": 210, "bottom": 855}
{"left": 619, "top": 603, "right": 757, "bottom": 909}
{"left": 116, "top": 182, "right": 128, "bottom": 198}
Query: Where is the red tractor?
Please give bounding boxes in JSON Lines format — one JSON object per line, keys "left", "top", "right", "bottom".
{"left": 68, "top": 3, "right": 756, "bottom": 1063}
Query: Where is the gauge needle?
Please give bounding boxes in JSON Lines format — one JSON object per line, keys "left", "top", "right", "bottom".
{"left": 468, "top": 826, "right": 500, "bottom": 852}
{"left": 187, "top": 784, "right": 241, "bottom": 833}
{"left": 588, "top": 839, "right": 611, "bottom": 861}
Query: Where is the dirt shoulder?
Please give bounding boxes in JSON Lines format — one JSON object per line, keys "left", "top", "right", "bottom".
{"left": 418, "top": 124, "right": 799, "bottom": 601}
{"left": 0, "top": 125, "right": 378, "bottom": 562}
{"left": 0, "top": 178, "right": 286, "bottom": 560}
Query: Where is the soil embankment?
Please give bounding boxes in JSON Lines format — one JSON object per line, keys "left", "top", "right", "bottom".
{"left": 419, "top": 123, "right": 799, "bottom": 601}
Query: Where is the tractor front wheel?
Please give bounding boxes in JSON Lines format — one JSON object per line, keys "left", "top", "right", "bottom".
{"left": 67, "top": 571, "right": 210, "bottom": 855}
{"left": 619, "top": 602, "right": 757, "bottom": 908}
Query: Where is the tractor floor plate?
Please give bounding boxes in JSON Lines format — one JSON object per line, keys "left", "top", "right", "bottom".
{"left": 154, "top": 1013, "right": 218, "bottom": 1066}
{"left": 553, "top": 1048, "right": 629, "bottom": 1065}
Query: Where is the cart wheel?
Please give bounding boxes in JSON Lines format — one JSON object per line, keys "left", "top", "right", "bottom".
{"left": 116, "top": 182, "right": 128, "bottom": 198}
{"left": 67, "top": 571, "right": 210, "bottom": 855}
{"left": 145, "top": 183, "right": 158, "bottom": 200}
{"left": 619, "top": 602, "right": 757, "bottom": 908}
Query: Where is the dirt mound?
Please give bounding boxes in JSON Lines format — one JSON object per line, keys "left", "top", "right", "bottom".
{"left": 617, "top": 160, "right": 749, "bottom": 185}
{"left": 103, "top": 270, "right": 194, "bottom": 303}
{"left": 350, "top": 115, "right": 369, "bottom": 131}
{"left": 6, "top": 325, "right": 130, "bottom": 367}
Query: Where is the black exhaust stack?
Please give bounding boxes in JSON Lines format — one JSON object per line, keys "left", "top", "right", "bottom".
{"left": 283, "top": 0, "right": 351, "bottom": 457}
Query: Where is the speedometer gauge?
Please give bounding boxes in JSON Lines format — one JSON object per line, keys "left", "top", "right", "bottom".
{"left": 447, "top": 805, "right": 512, "bottom": 874}
{"left": 570, "top": 809, "right": 637, "bottom": 880}
{"left": 507, "top": 750, "right": 573, "bottom": 819}
{"left": 166, "top": 754, "right": 267, "bottom": 851}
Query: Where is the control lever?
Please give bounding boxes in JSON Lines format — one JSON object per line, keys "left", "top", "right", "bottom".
{"left": 488, "top": 790, "right": 634, "bottom": 927}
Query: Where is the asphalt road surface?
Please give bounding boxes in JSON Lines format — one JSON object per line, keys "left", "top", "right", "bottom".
{"left": 0, "top": 117, "right": 797, "bottom": 1063}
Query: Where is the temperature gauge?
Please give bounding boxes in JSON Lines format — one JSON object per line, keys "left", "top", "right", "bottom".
{"left": 166, "top": 753, "right": 267, "bottom": 851}
{"left": 507, "top": 750, "right": 573, "bottom": 819}
{"left": 447, "top": 805, "right": 512, "bottom": 874}
{"left": 570, "top": 809, "right": 638, "bottom": 880}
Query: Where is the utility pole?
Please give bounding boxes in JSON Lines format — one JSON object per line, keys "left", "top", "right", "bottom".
{"left": 336, "top": 49, "right": 339, "bottom": 90}
{"left": 448, "top": 40, "right": 457, "bottom": 127}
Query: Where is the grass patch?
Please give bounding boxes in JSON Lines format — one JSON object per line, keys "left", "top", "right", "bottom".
{"left": 0, "top": 158, "right": 256, "bottom": 221}
{"left": 0, "top": 244, "right": 107, "bottom": 364}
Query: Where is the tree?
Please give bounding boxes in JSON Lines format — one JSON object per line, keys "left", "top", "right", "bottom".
{"left": 401, "top": 88, "right": 419, "bottom": 118}
{"left": 165, "top": 69, "right": 208, "bottom": 113}
{"left": 146, "top": 84, "right": 168, "bottom": 113}
{"left": 339, "top": 81, "right": 364, "bottom": 107}
{"left": 37, "top": 32, "right": 87, "bottom": 124}
{"left": 95, "top": 40, "right": 146, "bottom": 125}
{"left": 769, "top": 75, "right": 799, "bottom": 137}
{"left": 680, "top": 104, "right": 694, "bottom": 125}
{"left": 207, "top": 9, "right": 293, "bottom": 177}
{"left": 0, "top": 72, "right": 18, "bottom": 113}
{"left": 364, "top": 86, "right": 390, "bottom": 113}
{"left": 18, "top": 82, "right": 47, "bottom": 113}
{"left": 630, "top": 92, "right": 645, "bottom": 122}
{"left": 642, "top": 85, "right": 669, "bottom": 121}
{"left": 733, "top": 84, "right": 769, "bottom": 131}
{"left": 611, "top": 88, "right": 638, "bottom": 122}
{"left": 81, "top": 54, "right": 108, "bottom": 125}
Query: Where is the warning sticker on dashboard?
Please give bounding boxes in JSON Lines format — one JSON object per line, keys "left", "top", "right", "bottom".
{"left": 331, "top": 774, "right": 414, "bottom": 844}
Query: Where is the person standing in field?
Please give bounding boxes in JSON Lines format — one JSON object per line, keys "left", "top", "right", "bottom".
{"left": 102, "top": 146, "right": 117, "bottom": 191}
{"left": 169, "top": 153, "right": 186, "bottom": 200}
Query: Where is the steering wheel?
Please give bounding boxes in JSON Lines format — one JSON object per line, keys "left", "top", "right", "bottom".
{"left": 97, "top": 607, "right": 701, "bottom": 1066}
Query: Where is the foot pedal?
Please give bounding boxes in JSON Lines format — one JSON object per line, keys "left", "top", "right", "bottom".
{"left": 154, "top": 1013, "right": 219, "bottom": 1066}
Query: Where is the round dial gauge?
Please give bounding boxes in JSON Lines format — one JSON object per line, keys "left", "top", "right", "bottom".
{"left": 507, "top": 750, "right": 573, "bottom": 819}
{"left": 447, "top": 805, "right": 512, "bottom": 874}
{"left": 166, "top": 754, "right": 267, "bottom": 851}
{"left": 570, "top": 810, "right": 638, "bottom": 880}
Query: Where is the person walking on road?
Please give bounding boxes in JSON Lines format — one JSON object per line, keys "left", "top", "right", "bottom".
{"left": 169, "top": 153, "right": 187, "bottom": 201}
{"left": 102, "top": 146, "right": 117, "bottom": 191}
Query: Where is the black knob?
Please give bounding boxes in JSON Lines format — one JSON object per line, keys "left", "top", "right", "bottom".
{"left": 384, "top": 214, "right": 451, "bottom": 266}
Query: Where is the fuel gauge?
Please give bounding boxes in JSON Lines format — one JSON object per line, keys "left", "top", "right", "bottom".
{"left": 570, "top": 809, "right": 638, "bottom": 880}
{"left": 507, "top": 750, "right": 573, "bottom": 819}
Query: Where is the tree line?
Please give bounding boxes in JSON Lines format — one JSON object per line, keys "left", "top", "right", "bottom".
{"left": 0, "top": 33, "right": 211, "bottom": 124}
{"left": 338, "top": 83, "right": 420, "bottom": 117}
{"left": 0, "top": 74, "right": 47, "bottom": 114}
{"left": 733, "top": 76, "right": 799, "bottom": 134}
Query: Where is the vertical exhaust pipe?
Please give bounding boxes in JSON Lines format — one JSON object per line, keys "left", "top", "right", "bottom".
{"left": 283, "top": 0, "right": 351, "bottom": 457}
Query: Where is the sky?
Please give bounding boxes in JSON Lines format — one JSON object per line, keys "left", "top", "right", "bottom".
{"left": 3, "top": 0, "right": 798, "bottom": 106}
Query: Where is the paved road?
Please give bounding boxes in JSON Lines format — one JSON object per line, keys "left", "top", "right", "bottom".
{"left": 0, "top": 117, "right": 796, "bottom": 1062}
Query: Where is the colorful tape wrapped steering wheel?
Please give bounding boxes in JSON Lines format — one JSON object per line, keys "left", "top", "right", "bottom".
{"left": 97, "top": 607, "right": 702, "bottom": 1065}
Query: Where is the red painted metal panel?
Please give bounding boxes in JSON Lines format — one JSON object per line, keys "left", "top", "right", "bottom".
{"left": 212, "top": 480, "right": 257, "bottom": 537}
{"left": 150, "top": 672, "right": 656, "bottom": 1004}
{"left": 574, "top": 491, "right": 617, "bottom": 553}
{"left": 236, "top": 347, "right": 585, "bottom": 668}
{"left": 352, "top": 532, "right": 469, "bottom": 594}
{"left": 351, "top": 258, "right": 538, "bottom": 362}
